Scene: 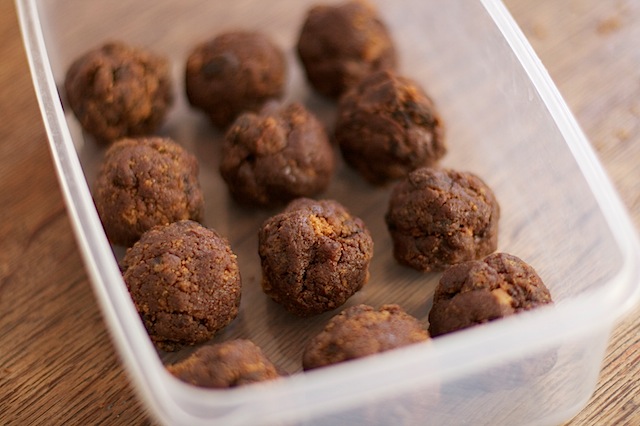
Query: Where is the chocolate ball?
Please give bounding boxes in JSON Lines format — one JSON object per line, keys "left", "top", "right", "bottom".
{"left": 303, "top": 304, "right": 429, "bottom": 370}
{"left": 385, "top": 167, "right": 499, "bottom": 271}
{"left": 428, "top": 253, "right": 553, "bottom": 337}
{"left": 220, "top": 102, "right": 335, "bottom": 207}
{"left": 167, "top": 339, "right": 280, "bottom": 388}
{"left": 93, "top": 137, "right": 204, "bottom": 247}
{"left": 185, "top": 31, "right": 286, "bottom": 129}
{"left": 64, "top": 41, "right": 173, "bottom": 144}
{"left": 259, "top": 198, "right": 373, "bottom": 317}
{"left": 297, "top": 0, "right": 397, "bottom": 98}
{"left": 121, "top": 220, "right": 241, "bottom": 351}
{"left": 335, "top": 70, "right": 446, "bottom": 185}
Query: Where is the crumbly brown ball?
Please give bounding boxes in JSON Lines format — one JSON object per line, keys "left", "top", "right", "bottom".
{"left": 303, "top": 304, "right": 429, "bottom": 370}
{"left": 220, "top": 102, "right": 335, "bottom": 207}
{"left": 121, "top": 220, "right": 241, "bottom": 351}
{"left": 167, "top": 340, "right": 280, "bottom": 388}
{"left": 259, "top": 198, "right": 374, "bottom": 317}
{"left": 64, "top": 41, "right": 173, "bottom": 144}
{"left": 428, "top": 253, "right": 553, "bottom": 337}
{"left": 385, "top": 167, "right": 499, "bottom": 272}
{"left": 297, "top": 0, "right": 396, "bottom": 98}
{"left": 185, "top": 31, "right": 286, "bottom": 129}
{"left": 93, "top": 137, "right": 204, "bottom": 247}
{"left": 335, "top": 70, "right": 446, "bottom": 185}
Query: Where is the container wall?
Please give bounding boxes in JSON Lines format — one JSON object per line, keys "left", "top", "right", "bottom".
{"left": 29, "top": 0, "right": 627, "bottom": 424}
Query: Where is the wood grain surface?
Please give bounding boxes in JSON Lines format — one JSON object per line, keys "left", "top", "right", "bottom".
{"left": 1, "top": 0, "right": 639, "bottom": 425}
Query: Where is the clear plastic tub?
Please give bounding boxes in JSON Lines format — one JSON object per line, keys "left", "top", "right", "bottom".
{"left": 17, "top": 0, "right": 640, "bottom": 425}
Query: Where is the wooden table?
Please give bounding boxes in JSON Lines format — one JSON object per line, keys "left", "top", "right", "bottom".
{"left": 1, "top": 0, "right": 638, "bottom": 424}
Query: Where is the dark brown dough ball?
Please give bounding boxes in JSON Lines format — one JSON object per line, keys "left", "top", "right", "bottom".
{"left": 220, "top": 102, "right": 335, "bottom": 207}
{"left": 64, "top": 41, "right": 173, "bottom": 144}
{"left": 385, "top": 167, "right": 499, "bottom": 272}
{"left": 121, "top": 220, "right": 241, "bottom": 351}
{"left": 297, "top": 0, "right": 396, "bottom": 98}
{"left": 335, "top": 70, "right": 446, "bottom": 185}
{"left": 185, "top": 31, "right": 286, "bottom": 129}
{"left": 428, "top": 253, "right": 553, "bottom": 337}
{"left": 303, "top": 304, "right": 429, "bottom": 370}
{"left": 93, "top": 137, "right": 204, "bottom": 247}
{"left": 166, "top": 339, "right": 280, "bottom": 388}
{"left": 259, "top": 198, "right": 373, "bottom": 317}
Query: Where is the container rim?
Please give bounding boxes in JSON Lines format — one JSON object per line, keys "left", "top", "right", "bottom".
{"left": 480, "top": 3, "right": 640, "bottom": 315}
{"left": 15, "top": 0, "right": 640, "bottom": 424}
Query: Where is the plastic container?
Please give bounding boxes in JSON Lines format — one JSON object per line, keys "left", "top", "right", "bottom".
{"left": 17, "top": 0, "right": 640, "bottom": 424}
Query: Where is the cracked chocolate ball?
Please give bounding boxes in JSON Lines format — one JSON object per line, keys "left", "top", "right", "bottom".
{"left": 185, "top": 31, "right": 286, "bottom": 129}
{"left": 258, "top": 198, "right": 374, "bottom": 317}
{"left": 335, "top": 70, "right": 446, "bottom": 185}
{"left": 64, "top": 41, "right": 173, "bottom": 144}
{"left": 385, "top": 167, "right": 500, "bottom": 272}
{"left": 428, "top": 253, "right": 553, "bottom": 337}
{"left": 93, "top": 137, "right": 204, "bottom": 247}
{"left": 167, "top": 339, "right": 280, "bottom": 388}
{"left": 297, "top": 0, "right": 397, "bottom": 98}
{"left": 303, "top": 304, "right": 429, "bottom": 370}
{"left": 121, "top": 220, "right": 241, "bottom": 351}
{"left": 220, "top": 102, "right": 335, "bottom": 207}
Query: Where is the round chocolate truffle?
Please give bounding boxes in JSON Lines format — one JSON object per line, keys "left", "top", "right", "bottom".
{"left": 220, "top": 102, "right": 335, "bottom": 207}
{"left": 167, "top": 339, "right": 280, "bottom": 388}
{"left": 258, "top": 198, "right": 374, "bottom": 317}
{"left": 385, "top": 167, "right": 500, "bottom": 272}
{"left": 64, "top": 41, "right": 173, "bottom": 144}
{"left": 303, "top": 304, "right": 429, "bottom": 370}
{"left": 335, "top": 70, "right": 446, "bottom": 185}
{"left": 121, "top": 220, "right": 241, "bottom": 351}
{"left": 185, "top": 31, "right": 286, "bottom": 129}
{"left": 93, "top": 137, "right": 204, "bottom": 247}
{"left": 428, "top": 253, "right": 553, "bottom": 337}
{"left": 297, "top": 0, "right": 396, "bottom": 98}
